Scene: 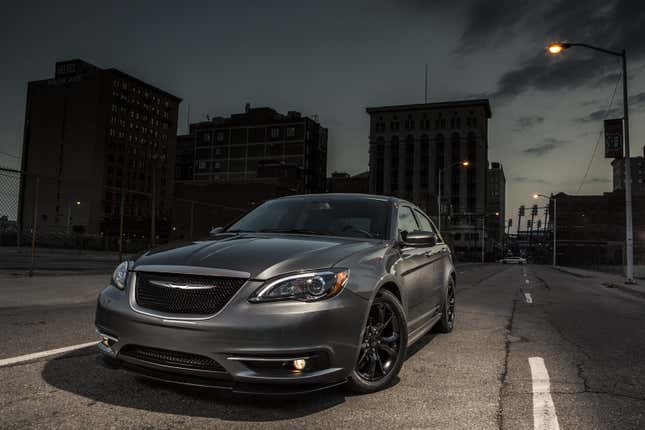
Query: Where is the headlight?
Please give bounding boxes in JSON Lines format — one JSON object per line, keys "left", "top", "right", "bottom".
{"left": 249, "top": 269, "right": 349, "bottom": 302}
{"left": 111, "top": 261, "right": 130, "bottom": 290}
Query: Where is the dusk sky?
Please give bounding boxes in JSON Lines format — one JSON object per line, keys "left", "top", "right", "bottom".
{"left": 2, "top": 0, "right": 644, "bottom": 219}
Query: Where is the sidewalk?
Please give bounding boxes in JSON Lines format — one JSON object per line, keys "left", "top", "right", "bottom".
{"left": 553, "top": 265, "right": 645, "bottom": 300}
{"left": 0, "top": 273, "right": 108, "bottom": 308}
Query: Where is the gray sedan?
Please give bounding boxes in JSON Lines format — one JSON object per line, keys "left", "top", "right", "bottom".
{"left": 95, "top": 193, "right": 456, "bottom": 394}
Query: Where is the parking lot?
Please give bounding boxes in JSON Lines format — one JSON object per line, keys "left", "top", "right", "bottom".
{"left": 2, "top": 264, "right": 645, "bottom": 429}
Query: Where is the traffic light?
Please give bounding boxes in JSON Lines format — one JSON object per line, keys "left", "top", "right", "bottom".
{"left": 508, "top": 218, "right": 513, "bottom": 227}
{"left": 531, "top": 204, "right": 538, "bottom": 216}
{"left": 519, "top": 205, "right": 525, "bottom": 217}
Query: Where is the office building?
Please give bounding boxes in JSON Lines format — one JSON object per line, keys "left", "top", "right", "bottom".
{"left": 183, "top": 105, "right": 328, "bottom": 193}
{"left": 366, "top": 99, "right": 492, "bottom": 257}
{"left": 19, "top": 59, "right": 180, "bottom": 239}
{"left": 612, "top": 146, "right": 645, "bottom": 196}
{"left": 487, "top": 162, "right": 506, "bottom": 243}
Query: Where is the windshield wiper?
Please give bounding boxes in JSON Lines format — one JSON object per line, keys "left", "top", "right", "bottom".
{"left": 259, "top": 228, "right": 331, "bottom": 236}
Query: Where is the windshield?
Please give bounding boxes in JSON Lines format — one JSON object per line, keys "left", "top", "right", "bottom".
{"left": 226, "top": 197, "right": 390, "bottom": 239}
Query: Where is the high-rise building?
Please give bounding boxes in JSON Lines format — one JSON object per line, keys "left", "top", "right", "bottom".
{"left": 612, "top": 146, "right": 645, "bottom": 196}
{"left": 182, "top": 105, "right": 328, "bottom": 193}
{"left": 366, "top": 100, "right": 492, "bottom": 256}
{"left": 18, "top": 59, "right": 180, "bottom": 238}
{"left": 487, "top": 162, "right": 506, "bottom": 243}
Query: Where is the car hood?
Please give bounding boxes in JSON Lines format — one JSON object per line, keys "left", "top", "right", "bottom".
{"left": 133, "top": 233, "right": 382, "bottom": 279}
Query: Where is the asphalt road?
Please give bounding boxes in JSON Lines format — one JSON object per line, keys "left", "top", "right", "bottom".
{"left": 1, "top": 264, "right": 645, "bottom": 429}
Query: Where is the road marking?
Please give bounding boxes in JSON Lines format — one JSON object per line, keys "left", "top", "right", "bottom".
{"left": 524, "top": 293, "right": 533, "bottom": 303}
{"left": 0, "top": 341, "right": 98, "bottom": 367}
{"left": 529, "top": 357, "right": 560, "bottom": 430}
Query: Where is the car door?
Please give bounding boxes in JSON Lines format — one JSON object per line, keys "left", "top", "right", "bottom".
{"left": 394, "top": 205, "right": 433, "bottom": 329}
{"left": 414, "top": 208, "right": 449, "bottom": 310}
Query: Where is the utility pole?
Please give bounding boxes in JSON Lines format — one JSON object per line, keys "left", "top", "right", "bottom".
{"left": 546, "top": 42, "right": 633, "bottom": 282}
{"left": 621, "top": 49, "right": 635, "bottom": 283}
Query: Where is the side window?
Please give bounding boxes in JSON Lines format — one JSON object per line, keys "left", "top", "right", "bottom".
{"left": 397, "top": 206, "right": 419, "bottom": 238}
{"left": 413, "top": 209, "right": 433, "bottom": 231}
{"left": 414, "top": 209, "right": 443, "bottom": 243}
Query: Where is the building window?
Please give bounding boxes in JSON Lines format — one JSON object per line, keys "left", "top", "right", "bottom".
{"left": 286, "top": 127, "right": 295, "bottom": 137}
{"left": 271, "top": 128, "right": 280, "bottom": 138}
{"left": 216, "top": 132, "right": 224, "bottom": 142}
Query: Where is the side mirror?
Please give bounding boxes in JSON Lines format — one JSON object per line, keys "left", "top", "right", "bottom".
{"left": 209, "top": 226, "right": 224, "bottom": 237}
{"left": 404, "top": 230, "right": 437, "bottom": 247}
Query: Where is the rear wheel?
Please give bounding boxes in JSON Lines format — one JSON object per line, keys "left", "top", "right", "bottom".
{"left": 346, "top": 290, "right": 407, "bottom": 394}
{"left": 437, "top": 278, "right": 455, "bottom": 333}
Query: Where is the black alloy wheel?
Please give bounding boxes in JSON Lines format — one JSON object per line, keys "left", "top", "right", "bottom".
{"left": 347, "top": 290, "right": 407, "bottom": 393}
{"left": 437, "top": 278, "right": 455, "bottom": 333}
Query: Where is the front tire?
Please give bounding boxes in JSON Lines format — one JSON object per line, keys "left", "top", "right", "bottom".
{"left": 437, "top": 277, "right": 455, "bottom": 333}
{"left": 346, "top": 290, "right": 407, "bottom": 394}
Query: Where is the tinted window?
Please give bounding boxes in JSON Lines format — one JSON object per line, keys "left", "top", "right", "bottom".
{"left": 227, "top": 197, "right": 390, "bottom": 239}
{"left": 397, "top": 207, "right": 419, "bottom": 236}
{"left": 414, "top": 209, "right": 442, "bottom": 242}
{"left": 414, "top": 209, "right": 433, "bottom": 231}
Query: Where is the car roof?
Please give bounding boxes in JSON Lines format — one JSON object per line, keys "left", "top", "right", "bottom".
{"left": 273, "top": 193, "right": 414, "bottom": 206}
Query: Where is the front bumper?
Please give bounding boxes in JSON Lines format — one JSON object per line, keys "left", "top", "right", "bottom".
{"left": 95, "top": 279, "right": 369, "bottom": 394}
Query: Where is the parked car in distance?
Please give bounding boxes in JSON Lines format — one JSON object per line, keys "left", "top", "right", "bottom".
{"left": 95, "top": 194, "right": 456, "bottom": 395}
{"left": 498, "top": 256, "right": 527, "bottom": 264}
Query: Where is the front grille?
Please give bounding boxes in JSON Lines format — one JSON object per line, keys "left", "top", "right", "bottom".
{"left": 119, "top": 345, "right": 226, "bottom": 372}
{"left": 135, "top": 272, "right": 246, "bottom": 315}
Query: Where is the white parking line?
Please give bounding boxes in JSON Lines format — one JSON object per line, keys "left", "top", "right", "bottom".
{"left": 0, "top": 341, "right": 98, "bottom": 367}
{"left": 524, "top": 293, "right": 533, "bottom": 303}
{"left": 529, "top": 357, "right": 560, "bottom": 430}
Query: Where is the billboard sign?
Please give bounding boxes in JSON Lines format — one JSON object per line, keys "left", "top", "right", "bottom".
{"left": 604, "top": 119, "right": 623, "bottom": 158}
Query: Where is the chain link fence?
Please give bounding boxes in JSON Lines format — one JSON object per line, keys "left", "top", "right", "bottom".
{"left": 0, "top": 166, "right": 247, "bottom": 273}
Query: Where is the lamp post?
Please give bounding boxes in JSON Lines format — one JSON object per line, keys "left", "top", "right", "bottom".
{"left": 437, "top": 160, "right": 469, "bottom": 232}
{"left": 481, "top": 211, "right": 500, "bottom": 263}
{"left": 534, "top": 194, "right": 556, "bottom": 267}
{"left": 547, "top": 42, "right": 634, "bottom": 282}
{"left": 66, "top": 200, "right": 81, "bottom": 235}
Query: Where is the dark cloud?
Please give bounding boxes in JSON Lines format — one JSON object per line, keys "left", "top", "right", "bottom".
{"left": 523, "top": 137, "right": 569, "bottom": 156}
{"left": 515, "top": 115, "right": 544, "bottom": 130}
{"left": 593, "top": 72, "right": 622, "bottom": 88}
{"left": 457, "top": 0, "right": 534, "bottom": 53}
{"left": 513, "top": 176, "right": 550, "bottom": 184}
{"left": 589, "top": 177, "right": 610, "bottom": 183}
{"left": 457, "top": 0, "right": 645, "bottom": 100}
{"left": 576, "top": 91, "right": 645, "bottom": 122}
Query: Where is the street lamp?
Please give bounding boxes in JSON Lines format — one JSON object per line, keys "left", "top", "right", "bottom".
{"left": 481, "top": 211, "right": 499, "bottom": 263}
{"left": 437, "top": 160, "right": 469, "bottom": 231}
{"left": 534, "top": 193, "right": 556, "bottom": 267}
{"left": 546, "top": 41, "right": 635, "bottom": 283}
{"left": 66, "top": 200, "right": 81, "bottom": 235}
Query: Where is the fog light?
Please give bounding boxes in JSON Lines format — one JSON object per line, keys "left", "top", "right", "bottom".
{"left": 293, "top": 359, "right": 307, "bottom": 370}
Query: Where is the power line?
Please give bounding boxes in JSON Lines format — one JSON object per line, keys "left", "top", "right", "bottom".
{"left": 576, "top": 61, "right": 622, "bottom": 194}
{"left": 0, "top": 150, "right": 20, "bottom": 160}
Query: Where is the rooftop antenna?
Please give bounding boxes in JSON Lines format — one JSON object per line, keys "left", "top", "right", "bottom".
{"left": 424, "top": 63, "right": 428, "bottom": 103}
{"left": 186, "top": 103, "right": 190, "bottom": 133}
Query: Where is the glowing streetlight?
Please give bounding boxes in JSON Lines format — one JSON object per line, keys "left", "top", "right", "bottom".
{"left": 547, "top": 43, "right": 569, "bottom": 54}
